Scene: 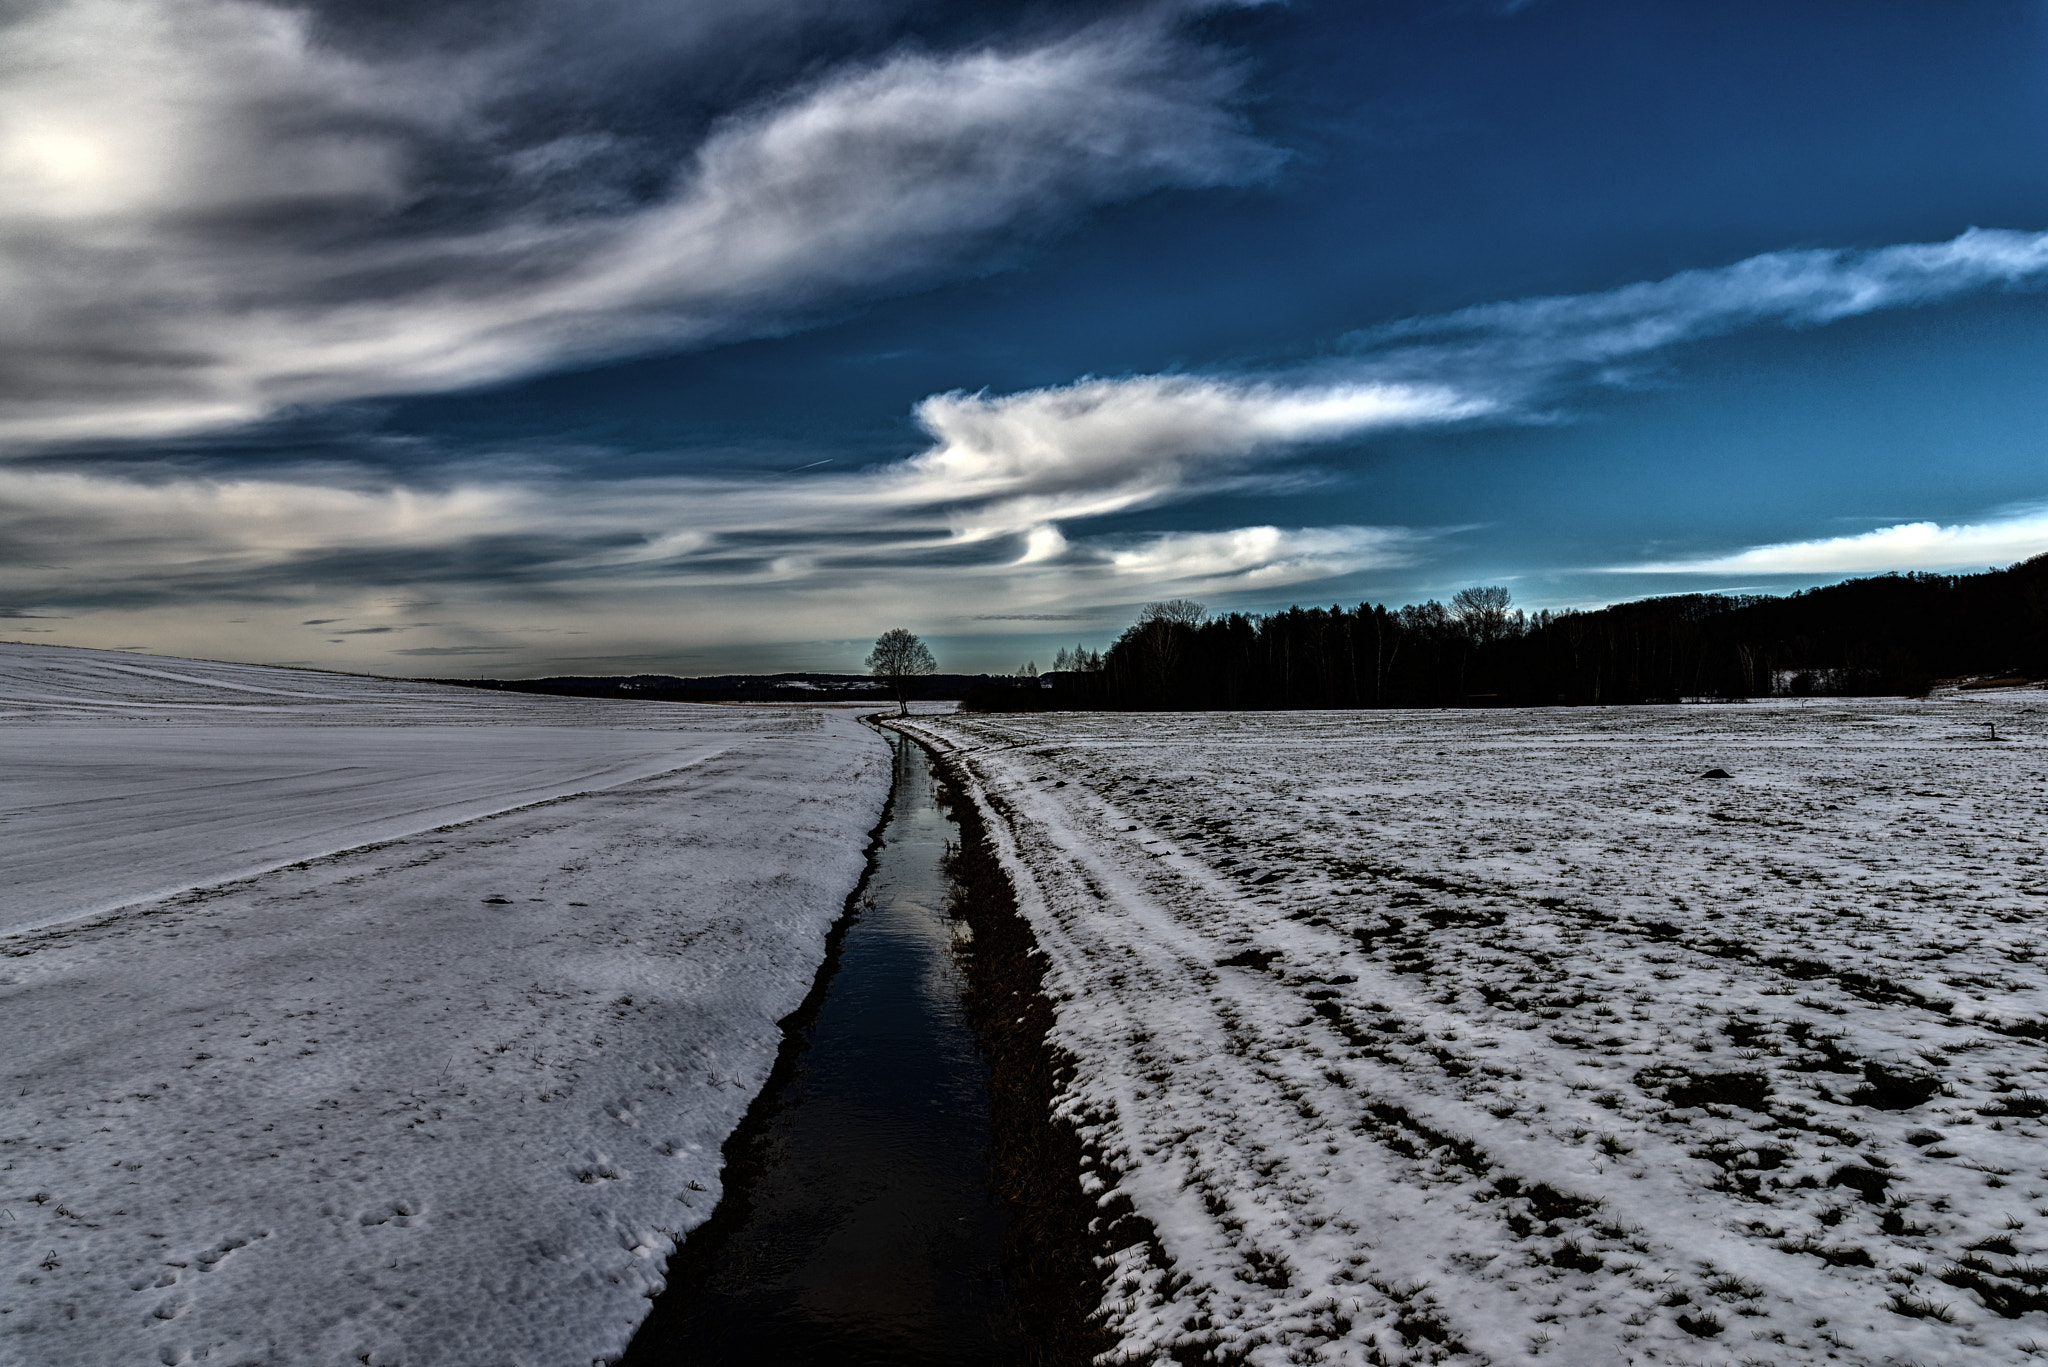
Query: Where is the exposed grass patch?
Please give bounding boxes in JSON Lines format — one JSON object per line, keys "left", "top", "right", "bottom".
{"left": 1676, "top": 1310, "right": 1725, "bottom": 1337}
{"left": 1634, "top": 1065, "right": 1772, "bottom": 1112}
{"left": 1887, "top": 1292, "right": 1957, "bottom": 1322}
{"left": 1776, "top": 1235, "right": 1875, "bottom": 1267}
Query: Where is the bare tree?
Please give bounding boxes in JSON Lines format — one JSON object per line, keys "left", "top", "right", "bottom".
{"left": 1130, "top": 599, "right": 1205, "bottom": 699}
{"left": 1139, "top": 598, "right": 1206, "bottom": 626}
{"left": 866, "top": 628, "right": 936, "bottom": 715}
{"left": 1449, "top": 585, "right": 1514, "bottom": 644}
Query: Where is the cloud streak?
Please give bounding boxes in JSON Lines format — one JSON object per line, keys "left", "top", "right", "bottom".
{"left": 15, "top": 205, "right": 2048, "bottom": 667}
{"left": 1102, "top": 524, "right": 1423, "bottom": 590}
{"left": 0, "top": 0, "right": 1276, "bottom": 443}
{"left": 1343, "top": 226, "right": 2048, "bottom": 404}
{"left": 0, "top": 426, "right": 1441, "bottom": 666}
{"left": 895, "top": 375, "right": 1485, "bottom": 540}
{"left": 1619, "top": 508, "right": 2048, "bottom": 576}
{"left": 743, "top": 225, "right": 2048, "bottom": 582}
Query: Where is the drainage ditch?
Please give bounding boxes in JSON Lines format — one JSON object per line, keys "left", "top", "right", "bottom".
{"left": 619, "top": 723, "right": 1105, "bottom": 1366}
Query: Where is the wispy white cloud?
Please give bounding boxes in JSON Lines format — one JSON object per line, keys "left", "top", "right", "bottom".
{"left": 0, "top": 468, "right": 532, "bottom": 561}
{"left": 0, "top": 0, "right": 1276, "bottom": 443}
{"left": 0, "top": 445, "right": 1438, "bottom": 667}
{"left": 1343, "top": 226, "right": 2048, "bottom": 404}
{"left": 46, "top": 2, "right": 2044, "bottom": 456}
{"left": 18, "top": 193, "right": 2048, "bottom": 666}
{"left": 807, "top": 227, "right": 2048, "bottom": 569}
{"left": 895, "top": 374, "right": 1485, "bottom": 539}
{"left": 1618, "top": 508, "right": 2048, "bottom": 576}
{"left": 1102, "top": 524, "right": 1423, "bottom": 590}
{"left": 766, "top": 225, "right": 2048, "bottom": 572}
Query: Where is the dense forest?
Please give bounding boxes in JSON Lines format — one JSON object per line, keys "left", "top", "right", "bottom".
{"left": 973, "top": 553, "right": 2048, "bottom": 712}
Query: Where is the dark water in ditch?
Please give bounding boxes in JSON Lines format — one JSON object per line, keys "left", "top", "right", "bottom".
{"left": 618, "top": 728, "right": 1026, "bottom": 1367}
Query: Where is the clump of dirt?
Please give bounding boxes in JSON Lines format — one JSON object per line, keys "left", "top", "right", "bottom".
{"left": 1827, "top": 1164, "right": 1894, "bottom": 1204}
{"left": 1634, "top": 1065, "right": 1772, "bottom": 1112}
{"left": 1849, "top": 1060, "right": 1942, "bottom": 1111}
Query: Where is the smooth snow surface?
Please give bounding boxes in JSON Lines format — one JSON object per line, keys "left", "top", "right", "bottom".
{"left": 1, "top": 643, "right": 890, "bottom": 1366}
{"left": 899, "top": 698, "right": 2048, "bottom": 1366}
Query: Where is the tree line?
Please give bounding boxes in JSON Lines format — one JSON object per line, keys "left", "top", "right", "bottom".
{"left": 967, "top": 553, "right": 2048, "bottom": 711}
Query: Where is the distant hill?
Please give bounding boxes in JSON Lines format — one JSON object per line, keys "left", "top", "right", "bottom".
{"left": 428, "top": 671, "right": 999, "bottom": 703}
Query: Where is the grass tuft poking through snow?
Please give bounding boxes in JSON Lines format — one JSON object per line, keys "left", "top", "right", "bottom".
{"left": 899, "top": 696, "right": 2048, "bottom": 1366}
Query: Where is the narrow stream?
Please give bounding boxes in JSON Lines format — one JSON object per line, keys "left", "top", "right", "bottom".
{"left": 619, "top": 726, "right": 1027, "bottom": 1366}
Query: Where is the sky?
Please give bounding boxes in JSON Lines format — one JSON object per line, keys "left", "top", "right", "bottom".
{"left": 5, "top": 0, "right": 2048, "bottom": 677}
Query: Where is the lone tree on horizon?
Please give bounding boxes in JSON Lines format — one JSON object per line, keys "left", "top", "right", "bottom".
{"left": 1130, "top": 598, "right": 1205, "bottom": 699}
{"left": 1449, "top": 585, "right": 1516, "bottom": 644}
{"left": 866, "top": 628, "right": 936, "bottom": 715}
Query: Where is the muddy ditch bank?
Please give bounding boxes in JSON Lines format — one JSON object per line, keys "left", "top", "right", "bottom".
{"left": 616, "top": 723, "right": 1111, "bottom": 1366}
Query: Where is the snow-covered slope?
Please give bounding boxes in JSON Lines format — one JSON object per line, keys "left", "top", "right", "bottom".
{"left": 1, "top": 643, "right": 891, "bottom": 1366}
{"left": 899, "top": 697, "right": 2048, "bottom": 1367}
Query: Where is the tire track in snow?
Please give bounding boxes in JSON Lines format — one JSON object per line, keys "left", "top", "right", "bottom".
{"left": 902, "top": 705, "right": 2048, "bottom": 1366}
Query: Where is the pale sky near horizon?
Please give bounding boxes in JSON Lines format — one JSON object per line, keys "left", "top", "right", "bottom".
{"left": 6, "top": 0, "right": 2048, "bottom": 676}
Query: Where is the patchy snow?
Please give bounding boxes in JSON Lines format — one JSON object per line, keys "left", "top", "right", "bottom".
{"left": 1, "top": 643, "right": 891, "bottom": 1366}
{"left": 897, "top": 696, "right": 2048, "bottom": 1366}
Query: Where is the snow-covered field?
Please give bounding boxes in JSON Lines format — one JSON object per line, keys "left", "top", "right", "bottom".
{"left": 898, "top": 695, "right": 2048, "bottom": 1367}
{"left": 1, "top": 643, "right": 890, "bottom": 1366}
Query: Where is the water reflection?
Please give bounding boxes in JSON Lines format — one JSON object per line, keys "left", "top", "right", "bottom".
{"left": 619, "top": 729, "right": 1025, "bottom": 1366}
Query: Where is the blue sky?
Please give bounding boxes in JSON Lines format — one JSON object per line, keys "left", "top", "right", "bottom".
{"left": 5, "top": 0, "right": 2048, "bottom": 674}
